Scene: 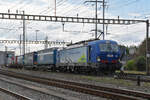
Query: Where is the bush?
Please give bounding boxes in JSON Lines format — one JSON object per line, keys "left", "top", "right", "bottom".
{"left": 125, "top": 60, "right": 136, "bottom": 71}
{"left": 135, "top": 56, "right": 146, "bottom": 71}
{"left": 125, "top": 56, "right": 146, "bottom": 71}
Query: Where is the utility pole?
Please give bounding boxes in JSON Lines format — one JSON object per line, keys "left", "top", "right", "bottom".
{"left": 5, "top": 46, "right": 7, "bottom": 67}
{"left": 45, "top": 36, "right": 48, "bottom": 49}
{"left": 146, "top": 20, "right": 149, "bottom": 75}
{"left": 20, "top": 34, "right": 22, "bottom": 55}
{"left": 23, "top": 11, "right": 25, "bottom": 66}
{"left": 102, "top": 0, "right": 105, "bottom": 40}
{"left": 35, "top": 30, "right": 40, "bottom": 41}
{"left": 55, "top": 0, "right": 56, "bottom": 16}
{"left": 95, "top": 0, "right": 98, "bottom": 39}
{"left": 84, "top": 0, "right": 106, "bottom": 39}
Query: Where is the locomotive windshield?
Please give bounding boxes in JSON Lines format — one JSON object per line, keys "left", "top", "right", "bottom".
{"left": 99, "top": 43, "right": 119, "bottom": 52}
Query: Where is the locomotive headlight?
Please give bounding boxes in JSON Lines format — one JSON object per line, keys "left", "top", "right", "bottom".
{"left": 97, "top": 57, "right": 101, "bottom": 61}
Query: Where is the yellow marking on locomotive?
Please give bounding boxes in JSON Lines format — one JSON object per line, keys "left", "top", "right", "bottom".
{"left": 78, "top": 54, "right": 86, "bottom": 63}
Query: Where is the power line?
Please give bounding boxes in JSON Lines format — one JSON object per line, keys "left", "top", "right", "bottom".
{"left": 8, "top": 0, "right": 24, "bottom": 10}
{"left": 39, "top": 0, "right": 63, "bottom": 14}
{"left": 59, "top": 1, "right": 84, "bottom": 16}
{"left": 41, "top": 0, "right": 67, "bottom": 15}
{"left": 21, "top": 0, "right": 68, "bottom": 34}
{"left": 110, "top": 0, "right": 139, "bottom": 9}
{"left": 84, "top": 0, "right": 106, "bottom": 39}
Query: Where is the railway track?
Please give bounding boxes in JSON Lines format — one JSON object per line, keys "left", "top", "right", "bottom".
{"left": 116, "top": 73, "right": 150, "bottom": 82}
{"left": 0, "top": 77, "right": 77, "bottom": 100}
{"left": 0, "top": 87, "right": 32, "bottom": 100}
{"left": 0, "top": 69, "right": 149, "bottom": 100}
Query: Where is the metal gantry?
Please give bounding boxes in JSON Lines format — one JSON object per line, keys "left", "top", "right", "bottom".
{"left": 0, "top": 40, "right": 69, "bottom": 45}
{"left": 0, "top": 13, "right": 146, "bottom": 24}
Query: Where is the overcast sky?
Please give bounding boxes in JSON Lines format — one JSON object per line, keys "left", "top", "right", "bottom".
{"left": 0, "top": 0, "right": 149, "bottom": 55}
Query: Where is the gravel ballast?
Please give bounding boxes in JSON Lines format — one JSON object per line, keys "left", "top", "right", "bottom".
{"left": 1, "top": 67, "right": 150, "bottom": 100}
{"left": 0, "top": 77, "right": 66, "bottom": 100}
{"left": 0, "top": 71, "right": 104, "bottom": 100}
{"left": 4, "top": 68, "right": 150, "bottom": 92}
{"left": 0, "top": 91, "right": 17, "bottom": 100}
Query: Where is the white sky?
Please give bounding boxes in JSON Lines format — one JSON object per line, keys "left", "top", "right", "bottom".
{"left": 0, "top": 0, "right": 149, "bottom": 55}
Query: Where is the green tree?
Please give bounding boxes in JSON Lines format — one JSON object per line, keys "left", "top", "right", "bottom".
{"left": 137, "top": 38, "right": 150, "bottom": 56}
{"left": 135, "top": 56, "right": 146, "bottom": 71}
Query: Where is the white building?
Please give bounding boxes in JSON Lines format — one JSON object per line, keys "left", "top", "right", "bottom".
{"left": 0, "top": 51, "right": 15, "bottom": 66}
{"left": 129, "top": 47, "right": 137, "bottom": 55}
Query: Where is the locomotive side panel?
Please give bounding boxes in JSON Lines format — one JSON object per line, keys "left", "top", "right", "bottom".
{"left": 17, "top": 55, "right": 23, "bottom": 65}
{"left": 24, "top": 53, "right": 34, "bottom": 66}
{"left": 58, "top": 46, "right": 88, "bottom": 64}
{"left": 15, "top": 56, "right": 18, "bottom": 64}
{"left": 37, "top": 49, "right": 57, "bottom": 65}
{"left": 37, "top": 52, "right": 54, "bottom": 65}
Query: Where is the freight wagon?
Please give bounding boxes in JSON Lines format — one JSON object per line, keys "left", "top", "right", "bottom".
{"left": 24, "top": 52, "right": 37, "bottom": 69}
{"left": 36, "top": 48, "right": 57, "bottom": 70}
{"left": 17, "top": 55, "right": 23, "bottom": 65}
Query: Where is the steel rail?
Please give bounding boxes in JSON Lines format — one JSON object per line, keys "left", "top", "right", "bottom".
{"left": 116, "top": 73, "right": 150, "bottom": 82}
{"left": 0, "top": 71, "right": 141, "bottom": 100}
{"left": 24, "top": 72, "right": 150, "bottom": 99}
{"left": 0, "top": 69, "right": 147, "bottom": 100}
{"left": 117, "top": 76, "right": 150, "bottom": 82}
{"left": 0, "top": 87, "right": 32, "bottom": 100}
{"left": 2, "top": 70, "right": 149, "bottom": 99}
{"left": 0, "top": 78, "right": 73, "bottom": 100}
{"left": 41, "top": 76, "right": 150, "bottom": 99}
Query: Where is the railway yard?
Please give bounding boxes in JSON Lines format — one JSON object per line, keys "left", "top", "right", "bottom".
{"left": 0, "top": 0, "right": 150, "bottom": 100}
{"left": 0, "top": 67, "right": 149, "bottom": 100}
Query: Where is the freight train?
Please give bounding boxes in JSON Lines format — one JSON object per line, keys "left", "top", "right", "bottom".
{"left": 14, "top": 40, "right": 122, "bottom": 74}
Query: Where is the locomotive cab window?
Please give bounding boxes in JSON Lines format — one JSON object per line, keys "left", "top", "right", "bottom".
{"left": 99, "top": 43, "right": 119, "bottom": 52}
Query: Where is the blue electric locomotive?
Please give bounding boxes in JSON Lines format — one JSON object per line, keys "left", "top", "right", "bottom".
{"left": 56, "top": 39, "right": 122, "bottom": 73}
{"left": 88, "top": 40, "right": 121, "bottom": 72}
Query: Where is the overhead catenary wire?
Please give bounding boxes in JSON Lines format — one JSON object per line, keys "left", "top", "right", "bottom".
{"left": 0, "top": 0, "right": 149, "bottom": 40}
{"left": 109, "top": 0, "right": 140, "bottom": 9}
{"left": 58, "top": 0, "right": 84, "bottom": 16}
{"left": 41, "top": 0, "right": 68, "bottom": 15}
